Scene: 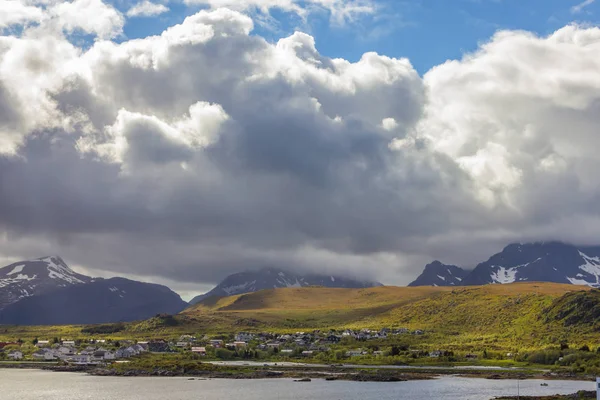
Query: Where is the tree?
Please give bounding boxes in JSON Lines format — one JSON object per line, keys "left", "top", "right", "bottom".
{"left": 32, "top": 338, "right": 38, "bottom": 345}
{"left": 390, "top": 345, "right": 401, "bottom": 357}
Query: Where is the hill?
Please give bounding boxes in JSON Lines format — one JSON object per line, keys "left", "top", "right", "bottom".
{"left": 190, "top": 267, "right": 382, "bottom": 304}
{"left": 175, "top": 283, "right": 598, "bottom": 350}
{"left": 2, "top": 283, "right": 599, "bottom": 354}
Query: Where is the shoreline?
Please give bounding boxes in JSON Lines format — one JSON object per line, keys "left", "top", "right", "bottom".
{"left": 0, "top": 361, "right": 592, "bottom": 383}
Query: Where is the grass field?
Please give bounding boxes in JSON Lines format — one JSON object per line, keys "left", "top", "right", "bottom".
{"left": 1, "top": 283, "right": 599, "bottom": 354}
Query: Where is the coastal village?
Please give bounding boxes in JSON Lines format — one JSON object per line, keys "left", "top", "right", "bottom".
{"left": 0, "top": 327, "right": 447, "bottom": 365}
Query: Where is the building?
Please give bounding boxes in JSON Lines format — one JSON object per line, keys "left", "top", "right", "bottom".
{"left": 191, "top": 347, "right": 206, "bottom": 356}
{"left": 7, "top": 351, "right": 23, "bottom": 360}
{"left": 235, "top": 332, "right": 255, "bottom": 342}
{"left": 209, "top": 340, "right": 224, "bottom": 348}
{"left": 233, "top": 341, "right": 247, "bottom": 348}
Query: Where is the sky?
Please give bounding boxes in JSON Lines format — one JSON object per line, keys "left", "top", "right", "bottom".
{"left": 1, "top": 0, "right": 600, "bottom": 301}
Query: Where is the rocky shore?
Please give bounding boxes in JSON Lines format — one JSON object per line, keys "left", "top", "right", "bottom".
{"left": 495, "top": 391, "right": 595, "bottom": 399}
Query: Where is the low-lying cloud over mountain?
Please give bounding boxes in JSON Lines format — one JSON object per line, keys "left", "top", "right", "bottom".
{"left": 1, "top": 2, "right": 600, "bottom": 293}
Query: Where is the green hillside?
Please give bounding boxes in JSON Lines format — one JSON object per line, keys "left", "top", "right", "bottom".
{"left": 2, "top": 283, "right": 600, "bottom": 354}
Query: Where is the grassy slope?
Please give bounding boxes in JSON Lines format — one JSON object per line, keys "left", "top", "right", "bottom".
{"left": 1, "top": 283, "right": 598, "bottom": 352}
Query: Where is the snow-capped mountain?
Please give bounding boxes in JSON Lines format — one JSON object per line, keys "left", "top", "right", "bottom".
{"left": 409, "top": 242, "right": 600, "bottom": 287}
{"left": 190, "top": 267, "right": 383, "bottom": 304}
{"left": 0, "top": 256, "right": 92, "bottom": 310}
{"left": 408, "top": 261, "right": 467, "bottom": 287}
{"left": 462, "top": 242, "right": 600, "bottom": 286}
{"left": 0, "top": 277, "right": 188, "bottom": 325}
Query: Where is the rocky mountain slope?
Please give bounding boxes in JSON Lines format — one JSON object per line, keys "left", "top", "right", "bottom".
{"left": 0, "top": 257, "right": 188, "bottom": 325}
{"left": 0, "top": 256, "right": 91, "bottom": 310}
{"left": 409, "top": 242, "right": 600, "bottom": 287}
{"left": 190, "top": 267, "right": 383, "bottom": 304}
{"left": 0, "top": 277, "right": 188, "bottom": 325}
{"left": 408, "top": 261, "right": 467, "bottom": 287}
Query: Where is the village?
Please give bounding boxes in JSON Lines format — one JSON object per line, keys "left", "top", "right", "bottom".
{"left": 0, "top": 327, "right": 457, "bottom": 365}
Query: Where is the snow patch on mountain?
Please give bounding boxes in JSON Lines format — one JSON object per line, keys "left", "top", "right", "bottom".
{"left": 6, "top": 265, "right": 25, "bottom": 275}
{"left": 490, "top": 267, "right": 518, "bottom": 284}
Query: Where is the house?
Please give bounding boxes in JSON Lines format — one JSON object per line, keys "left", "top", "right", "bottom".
{"left": 62, "top": 340, "right": 76, "bottom": 346}
{"left": 191, "top": 347, "right": 206, "bottom": 356}
{"left": 32, "top": 351, "right": 55, "bottom": 361}
{"left": 413, "top": 330, "right": 424, "bottom": 335}
{"left": 148, "top": 340, "right": 170, "bottom": 353}
{"left": 465, "top": 354, "right": 478, "bottom": 360}
{"left": 429, "top": 351, "right": 442, "bottom": 358}
{"left": 35, "top": 340, "right": 50, "bottom": 347}
{"left": 175, "top": 342, "right": 190, "bottom": 348}
{"left": 92, "top": 350, "right": 114, "bottom": 361}
{"left": 233, "top": 341, "right": 247, "bottom": 348}
{"left": 346, "top": 350, "right": 364, "bottom": 357}
{"left": 67, "top": 354, "right": 91, "bottom": 364}
{"left": 266, "top": 341, "right": 281, "bottom": 349}
{"left": 301, "top": 351, "right": 314, "bottom": 357}
{"left": 373, "top": 351, "right": 384, "bottom": 356}
{"left": 280, "top": 349, "right": 294, "bottom": 355}
{"left": 57, "top": 346, "right": 75, "bottom": 355}
{"left": 7, "top": 351, "right": 23, "bottom": 360}
{"left": 209, "top": 340, "right": 224, "bottom": 348}
{"left": 325, "top": 335, "right": 341, "bottom": 344}
{"left": 235, "top": 332, "right": 255, "bottom": 342}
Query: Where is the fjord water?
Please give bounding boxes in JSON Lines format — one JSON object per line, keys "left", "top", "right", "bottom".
{"left": 0, "top": 370, "right": 595, "bottom": 400}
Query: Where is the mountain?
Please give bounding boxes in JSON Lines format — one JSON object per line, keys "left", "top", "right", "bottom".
{"left": 462, "top": 242, "right": 600, "bottom": 286}
{"left": 0, "top": 256, "right": 92, "bottom": 310}
{"left": 408, "top": 261, "right": 467, "bottom": 287}
{"left": 409, "top": 242, "right": 600, "bottom": 287}
{"left": 0, "top": 277, "right": 188, "bottom": 325}
{"left": 190, "top": 267, "right": 383, "bottom": 304}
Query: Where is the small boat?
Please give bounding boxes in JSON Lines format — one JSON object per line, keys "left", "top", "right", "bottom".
{"left": 540, "top": 383, "right": 548, "bottom": 386}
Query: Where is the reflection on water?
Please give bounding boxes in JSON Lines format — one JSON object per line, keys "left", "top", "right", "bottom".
{"left": 0, "top": 369, "right": 594, "bottom": 400}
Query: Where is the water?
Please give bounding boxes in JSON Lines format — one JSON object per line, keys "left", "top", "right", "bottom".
{"left": 0, "top": 369, "right": 594, "bottom": 400}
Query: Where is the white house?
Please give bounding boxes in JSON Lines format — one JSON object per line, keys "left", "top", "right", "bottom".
{"left": 67, "top": 354, "right": 91, "bottom": 364}
{"left": 35, "top": 340, "right": 50, "bottom": 347}
{"left": 33, "top": 351, "right": 55, "bottom": 361}
{"left": 62, "top": 340, "right": 76, "bottom": 346}
{"left": 191, "top": 347, "right": 206, "bottom": 356}
{"left": 57, "top": 346, "right": 75, "bottom": 355}
{"left": 235, "top": 332, "right": 255, "bottom": 342}
{"left": 7, "top": 351, "right": 23, "bottom": 360}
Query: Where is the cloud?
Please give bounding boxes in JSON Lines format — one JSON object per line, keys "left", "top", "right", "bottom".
{"left": 0, "top": 0, "right": 44, "bottom": 29}
{"left": 2, "top": 8, "right": 600, "bottom": 291}
{"left": 50, "top": 0, "right": 124, "bottom": 39}
{"left": 185, "top": 0, "right": 376, "bottom": 25}
{"left": 126, "top": 1, "right": 169, "bottom": 18}
{"left": 571, "top": 0, "right": 595, "bottom": 14}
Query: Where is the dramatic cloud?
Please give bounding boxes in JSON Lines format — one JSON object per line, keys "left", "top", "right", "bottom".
{"left": 1, "top": 4, "right": 600, "bottom": 295}
{"left": 126, "top": 1, "right": 169, "bottom": 18}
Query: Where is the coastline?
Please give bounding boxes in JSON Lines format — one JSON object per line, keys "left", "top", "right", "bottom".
{"left": 0, "top": 361, "right": 592, "bottom": 383}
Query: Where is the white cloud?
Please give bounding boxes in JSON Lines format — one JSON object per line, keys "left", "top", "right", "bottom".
{"left": 571, "top": 0, "right": 595, "bottom": 14}
{"left": 126, "top": 1, "right": 169, "bottom": 18}
{"left": 0, "top": 0, "right": 44, "bottom": 29}
{"left": 185, "top": 0, "right": 375, "bottom": 25}
{"left": 50, "top": 0, "right": 124, "bottom": 39}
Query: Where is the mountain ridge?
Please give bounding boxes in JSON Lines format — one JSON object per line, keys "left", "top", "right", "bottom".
{"left": 409, "top": 241, "right": 600, "bottom": 287}
{"left": 190, "top": 267, "right": 383, "bottom": 305}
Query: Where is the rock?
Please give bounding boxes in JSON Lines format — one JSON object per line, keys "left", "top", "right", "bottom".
{"left": 294, "top": 378, "right": 311, "bottom": 382}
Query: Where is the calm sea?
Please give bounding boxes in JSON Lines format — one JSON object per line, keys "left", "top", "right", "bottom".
{"left": 0, "top": 369, "right": 594, "bottom": 400}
